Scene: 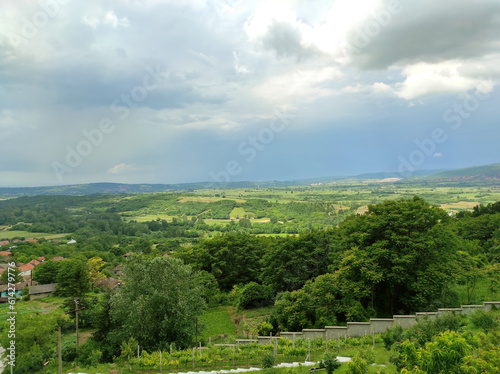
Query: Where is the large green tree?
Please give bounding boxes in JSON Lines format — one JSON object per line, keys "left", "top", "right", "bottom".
{"left": 176, "top": 233, "right": 267, "bottom": 290}
{"left": 333, "top": 197, "right": 459, "bottom": 315}
{"left": 108, "top": 255, "right": 206, "bottom": 351}
{"left": 33, "top": 260, "right": 60, "bottom": 284}
{"left": 56, "top": 258, "right": 91, "bottom": 297}
{"left": 331, "top": 196, "right": 458, "bottom": 315}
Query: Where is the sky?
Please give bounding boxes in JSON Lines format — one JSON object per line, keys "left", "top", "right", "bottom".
{"left": 1, "top": 0, "right": 500, "bottom": 187}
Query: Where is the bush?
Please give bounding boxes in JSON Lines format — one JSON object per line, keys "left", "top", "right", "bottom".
{"left": 262, "top": 351, "right": 275, "bottom": 369}
{"left": 320, "top": 352, "right": 341, "bottom": 374}
{"left": 76, "top": 340, "right": 102, "bottom": 367}
{"left": 346, "top": 356, "right": 368, "bottom": 374}
{"left": 382, "top": 324, "right": 404, "bottom": 350}
{"left": 62, "top": 340, "right": 77, "bottom": 362}
{"left": 237, "top": 282, "right": 272, "bottom": 310}
{"left": 355, "top": 348, "right": 375, "bottom": 364}
{"left": 470, "top": 310, "right": 498, "bottom": 331}
{"left": 258, "top": 321, "right": 273, "bottom": 336}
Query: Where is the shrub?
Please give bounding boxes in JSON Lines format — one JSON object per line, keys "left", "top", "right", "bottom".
{"left": 237, "top": 282, "right": 272, "bottom": 310}
{"left": 76, "top": 340, "right": 102, "bottom": 367}
{"left": 470, "top": 310, "right": 498, "bottom": 331}
{"left": 262, "top": 351, "right": 275, "bottom": 369}
{"left": 346, "top": 355, "right": 368, "bottom": 374}
{"left": 320, "top": 352, "right": 341, "bottom": 374}
{"left": 382, "top": 324, "right": 404, "bottom": 350}
{"left": 62, "top": 340, "right": 77, "bottom": 362}
{"left": 258, "top": 321, "right": 273, "bottom": 336}
{"left": 355, "top": 348, "right": 375, "bottom": 364}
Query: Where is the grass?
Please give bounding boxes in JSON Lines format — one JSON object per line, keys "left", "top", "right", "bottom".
{"left": 230, "top": 207, "right": 248, "bottom": 219}
{"left": 198, "top": 306, "right": 237, "bottom": 344}
{"left": 0, "top": 231, "right": 70, "bottom": 240}
{"left": 0, "top": 296, "right": 65, "bottom": 331}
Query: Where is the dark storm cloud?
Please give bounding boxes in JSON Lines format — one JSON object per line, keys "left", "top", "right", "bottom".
{"left": 261, "top": 20, "right": 321, "bottom": 61}
{"left": 350, "top": 0, "right": 500, "bottom": 69}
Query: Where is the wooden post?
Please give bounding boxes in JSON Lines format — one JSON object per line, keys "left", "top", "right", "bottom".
{"left": 160, "top": 350, "right": 163, "bottom": 373}
{"left": 75, "top": 307, "right": 79, "bottom": 348}
{"left": 232, "top": 344, "right": 235, "bottom": 366}
{"left": 192, "top": 347, "right": 195, "bottom": 369}
{"left": 58, "top": 327, "right": 62, "bottom": 374}
{"left": 307, "top": 338, "right": 310, "bottom": 361}
{"left": 196, "top": 316, "right": 199, "bottom": 348}
{"left": 137, "top": 345, "right": 140, "bottom": 359}
{"left": 65, "top": 299, "right": 85, "bottom": 349}
{"left": 199, "top": 342, "right": 201, "bottom": 358}
{"left": 170, "top": 343, "right": 172, "bottom": 363}
{"left": 209, "top": 336, "right": 211, "bottom": 346}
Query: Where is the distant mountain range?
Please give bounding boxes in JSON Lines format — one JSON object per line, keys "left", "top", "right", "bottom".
{"left": 1, "top": 163, "right": 498, "bottom": 197}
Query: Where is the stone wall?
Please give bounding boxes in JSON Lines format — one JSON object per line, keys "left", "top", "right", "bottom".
{"left": 302, "top": 329, "right": 325, "bottom": 341}
{"left": 370, "top": 319, "right": 394, "bottom": 334}
{"left": 325, "top": 326, "right": 347, "bottom": 340}
{"left": 265, "top": 301, "right": 500, "bottom": 342}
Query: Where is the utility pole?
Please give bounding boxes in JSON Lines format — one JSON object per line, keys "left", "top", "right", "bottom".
{"left": 65, "top": 298, "right": 86, "bottom": 348}
{"left": 195, "top": 316, "right": 198, "bottom": 347}
{"left": 58, "top": 327, "right": 62, "bottom": 374}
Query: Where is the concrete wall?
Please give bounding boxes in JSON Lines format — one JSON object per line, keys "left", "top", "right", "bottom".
{"left": 276, "top": 301, "right": 500, "bottom": 344}
{"left": 280, "top": 332, "right": 303, "bottom": 342}
{"left": 484, "top": 301, "right": 500, "bottom": 312}
{"left": 302, "top": 329, "right": 325, "bottom": 341}
{"left": 460, "top": 305, "right": 484, "bottom": 315}
{"left": 236, "top": 339, "right": 257, "bottom": 346}
{"left": 370, "top": 319, "right": 394, "bottom": 334}
{"left": 347, "top": 322, "right": 371, "bottom": 337}
{"left": 415, "top": 312, "right": 438, "bottom": 320}
{"left": 257, "top": 336, "right": 279, "bottom": 345}
{"left": 438, "top": 308, "right": 463, "bottom": 316}
{"left": 393, "top": 315, "right": 417, "bottom": 329}
{"left": 325, "top": 326, "right": 347, "bottom": 340}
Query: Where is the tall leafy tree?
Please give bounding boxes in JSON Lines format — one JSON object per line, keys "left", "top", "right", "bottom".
{"left": 32, "top": 260, "right": 60, "bottom": 284}
{"left": 56, "top": 258, "right": 91, "bottom": 298}
{"left": 109, "top": 255, "right": 206, "bottom": 351}
{"left": 331, "top": 196, "right": 458, "bottom": 315}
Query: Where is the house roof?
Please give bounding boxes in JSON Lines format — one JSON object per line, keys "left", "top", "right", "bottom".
{"left": 52, "top": 256, "right": 66, "bottom": 261}
{"left": 29, "top": 283, "right": 57, "bottom": 295}
{"left": 0, "top": 251, "right": 12, "bottom": 256}
{"left": 0, "top": 282, "right": 27, "bottom": 292}
{"left": 18, "top": 264, "right": 35, "bottom": 273}
{"left": 37, "top": 257, "right": 45, "bottom": 261}
{"left": 28, "top": 259, "right": 40, "bottom": 267}
{"left": 0, "top": 241, "right": 10, "bottom": 247}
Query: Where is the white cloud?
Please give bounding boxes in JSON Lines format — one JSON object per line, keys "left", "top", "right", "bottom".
{"left": 395, "top": 61, "right": 494, "bottom": 100}
{"left": 433, "top": 153, "right": 442, "bottom": 158}
{"left": 83, "top": 11, "right": 130, "bottom": 29}
{"left": 107, "top": 163, "right": 134, "bottom": 174}
{"left": 255, "top": 67, "right": 343, "bottom": 104}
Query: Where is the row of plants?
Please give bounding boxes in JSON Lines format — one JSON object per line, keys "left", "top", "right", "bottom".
{"left": 110, "top": 335, "right": 381, "bottom": 371}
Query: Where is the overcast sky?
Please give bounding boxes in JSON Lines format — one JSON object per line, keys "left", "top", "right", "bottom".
{"left": 1, "top": 0, "right": 499, "bottom": 187}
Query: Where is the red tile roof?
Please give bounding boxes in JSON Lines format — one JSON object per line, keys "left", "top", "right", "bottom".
{"left": 18, "top": 264, "right": 35, "bottom": 273}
